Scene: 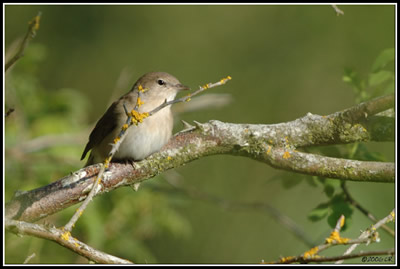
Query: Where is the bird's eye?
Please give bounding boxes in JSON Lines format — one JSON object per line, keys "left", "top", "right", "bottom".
{"left": 157, "top": 79, "right": 166, "bottom": 86}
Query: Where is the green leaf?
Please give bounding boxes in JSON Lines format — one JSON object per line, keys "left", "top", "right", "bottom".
{"left": 342, "top": 67, "right": 365, "bottom": 93}
{"left": 368, "top": 70, "right": 393, "bottom": 87}
{"left": 327, "top": 194, "right": 353, "bottom": 231}
{"left": 353, "top": 143, "right": 387, "bottom": 162}
{"left": 324, "top": 183, "right": 335, "bottom": 198}
{"left": 308, "top": 202, "right": 330, "bottom": 222}
{"left": 371, "top": 48, "right": 394, "bottom": 72}
{"left": 324, "top": 178, "right": 341, "bottom": 198}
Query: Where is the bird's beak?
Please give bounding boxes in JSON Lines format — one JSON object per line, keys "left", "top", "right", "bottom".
{"left": 175, "top": 84, "right": 190, "bottom": 91}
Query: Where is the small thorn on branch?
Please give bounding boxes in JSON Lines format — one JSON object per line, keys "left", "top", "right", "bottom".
{"left": 181, "top": 120, "right": 194, "bottom": 129}
{"left": 193, "top": 120, "right": 205, "bottom": 130}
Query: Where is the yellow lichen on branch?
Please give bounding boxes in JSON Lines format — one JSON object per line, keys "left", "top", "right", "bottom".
{"left": 137, "top": 97, "right": 144, "bottom": 107}
{"left": 61, "top": 231, "right": 71, "bottom": 241}
{"left": 104, "top": 156, "right": 111, "bottom": 169}
{"left": 283, "top": 151, "right": 291, "bottom": 159}
{"left": 29, "top": 13, "right": 41, "bottom": 31}
{"left": 303, "top": 246, "right": 319, "bottom": 259}
{"left": 138, "top": 84, "right": 147, "bottom": 93}
{"left": 220, "top": 75, "right": 232, "bottom": 84}
{"left": 325, "top": 230, "right": 349, "bottom": 244}
{"left": 130, "top": 110, "right": 149, "bottom": 125}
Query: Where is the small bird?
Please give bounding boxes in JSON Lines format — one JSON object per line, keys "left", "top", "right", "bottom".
{"left": 81, "top": 72, "right": 189, "bottom": 166}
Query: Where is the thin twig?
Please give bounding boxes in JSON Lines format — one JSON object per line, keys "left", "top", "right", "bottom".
{"left": 6, "top": 219, "right": 133, "bottom": 264}
{"left": 268, "top": 212, "right": 391, "bottom": 264}
{"left": 341, "top": 181, "right": 395, "bottom": 237}
{"left": 265, "top": 249, "right": 394, "bottom": 264}
{"left": 335, "top": 209, "right": 395, "bottom": 264}
{"left": 5, "top": 108, "right": 15, "bottom": 117}
{"left": 148, "top": 76, "right": 232, "bottom": 116}
{"left": 332, "top": 5, "right": 344, "bottom": 16}
{"left": 63, "top": 76, "right": 232, "bottom": 232}
{"left": 23, "top": 253, "right": 36, "bottom": 264}
{"left": 63, "top": 167, "right": 103, "bottom": 232}
{"left": 5, "top": 12, "right": 41, "bottom": 71}
{"left": 5, "top": 94, "right": 393, "bottom": 223}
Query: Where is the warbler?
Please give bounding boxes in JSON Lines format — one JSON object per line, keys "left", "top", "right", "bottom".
{"left": 81, "top": 72, "right": 189, "bottom": 166}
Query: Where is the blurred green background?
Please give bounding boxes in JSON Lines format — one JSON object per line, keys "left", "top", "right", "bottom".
{"left": 5, "top": 4, "right": 395, "bottom": 264}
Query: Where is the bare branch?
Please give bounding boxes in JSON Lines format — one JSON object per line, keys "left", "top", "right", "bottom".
{"left": 341, "top": 181, "right": 395, "bottom": 237}
{"left": 23, "top": 253, "right": 36, "bottom": 264}
{"left": 62, "top": 76, "right": 232, "bottom": 232}
{"left": 172, "top": 93, "right": 233, "bottom": 115}
{"left": 335, "top": 209, "right": 395, "bottom": 264}
{"left": 5, "top": 12, "right": 41, "bottom": 71}
{"left": 332, "top": 5, "right": 344, "bottom": 16}
{"left": 5, "top": 219, "right": 133, "bottom": 264}
{"left": 265, "top": 249, "right": 394, "bottom": 264}
{"left": 268, "top": 211, "right": 394, "bottom": 264}
{"left": 5, "top": 108, "right": 15, "bottom": 117}
{"left": 5, "top": 94, "right": 394, "bottom": 223}
{"left": 148, "top": 76, "right": 232, "bottom": 116}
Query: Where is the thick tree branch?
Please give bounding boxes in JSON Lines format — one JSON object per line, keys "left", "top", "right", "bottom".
{"left": 5, "top": 94, "right": 394, "bottom": 223}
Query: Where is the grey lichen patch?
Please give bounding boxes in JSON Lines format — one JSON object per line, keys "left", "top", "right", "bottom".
{"left": 141, "top": 156, "right": 162, "bottom": 174}
{"left": 299, "top": 151, "right": 319, "bottom": 169}
{"left": 78, "top": 195, "right": 88, "bottom": 201}
{"left": 62, "top": 170, "right": 88, "bottom": 187}
{"left": 82, "top": 182, "right": 102, "bottom": 195}
{"left": 228, "top": 133, "right": 268, "bottom": 159}
{"left": 146, "top": 137, "right": 211, "bottom": 175}
{"left": 211, "top": 120, "right": 242, "bottom": 141}
{"left": 296, "top": 114, "right": 336, "bottom": 145}
{"left": 339, "top": 122, "right": 370, "bottom": 143}
{"left": 343, "top": 164, "right": 357, "bottom": 177}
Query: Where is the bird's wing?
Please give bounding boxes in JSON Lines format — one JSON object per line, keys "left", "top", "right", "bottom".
{"left": 80, "top": 101, "right": 119, "bottom": 160}
{"left": 81, "top": 91, "right": 138, "bottom": 161}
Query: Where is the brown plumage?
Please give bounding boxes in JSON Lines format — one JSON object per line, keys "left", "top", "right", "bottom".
{"left": 81, "top": 72, "right": 189, "bottom": 166}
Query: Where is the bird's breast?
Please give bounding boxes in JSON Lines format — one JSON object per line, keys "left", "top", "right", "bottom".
{"left": 114, "top": 107, "right": 173, "bottom": 160}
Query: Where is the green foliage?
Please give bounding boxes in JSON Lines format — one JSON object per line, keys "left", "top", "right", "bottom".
{"left": 303, "top": 139, "right": 388, "bottom": 231}
{"left": 304, "top": 48, "right": 394, "bottom": 231}
{"left": 5, "top": 43, "right": 89, "bottom": 194}
{"left": 5, "top": 42, "right": 191, "bottom": 263}
{"left": 348, "top": 143, "right": 387, "bottom": 162}
{"left": 371, "top": 48, "right": 395, "bottom": 72}
{"left": 305, "top": 174, "right": 354, "bottom": 231}
{"left": 343, "top": 48, "right": 394, "bottom": 103}
{"left": 307, "top": 202, "right": 330, "bottom": 222}
{"left": 308, "top": 193, "right": 353, "bottom": 231}
{"left": 5, "top": 5, "right": 394, "bottom": 263}
{"left": 327, "top": 194, "right": 353, "bottom": 230}
{"left": 79, "top": 183, "right": 191, "bottom": 263}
